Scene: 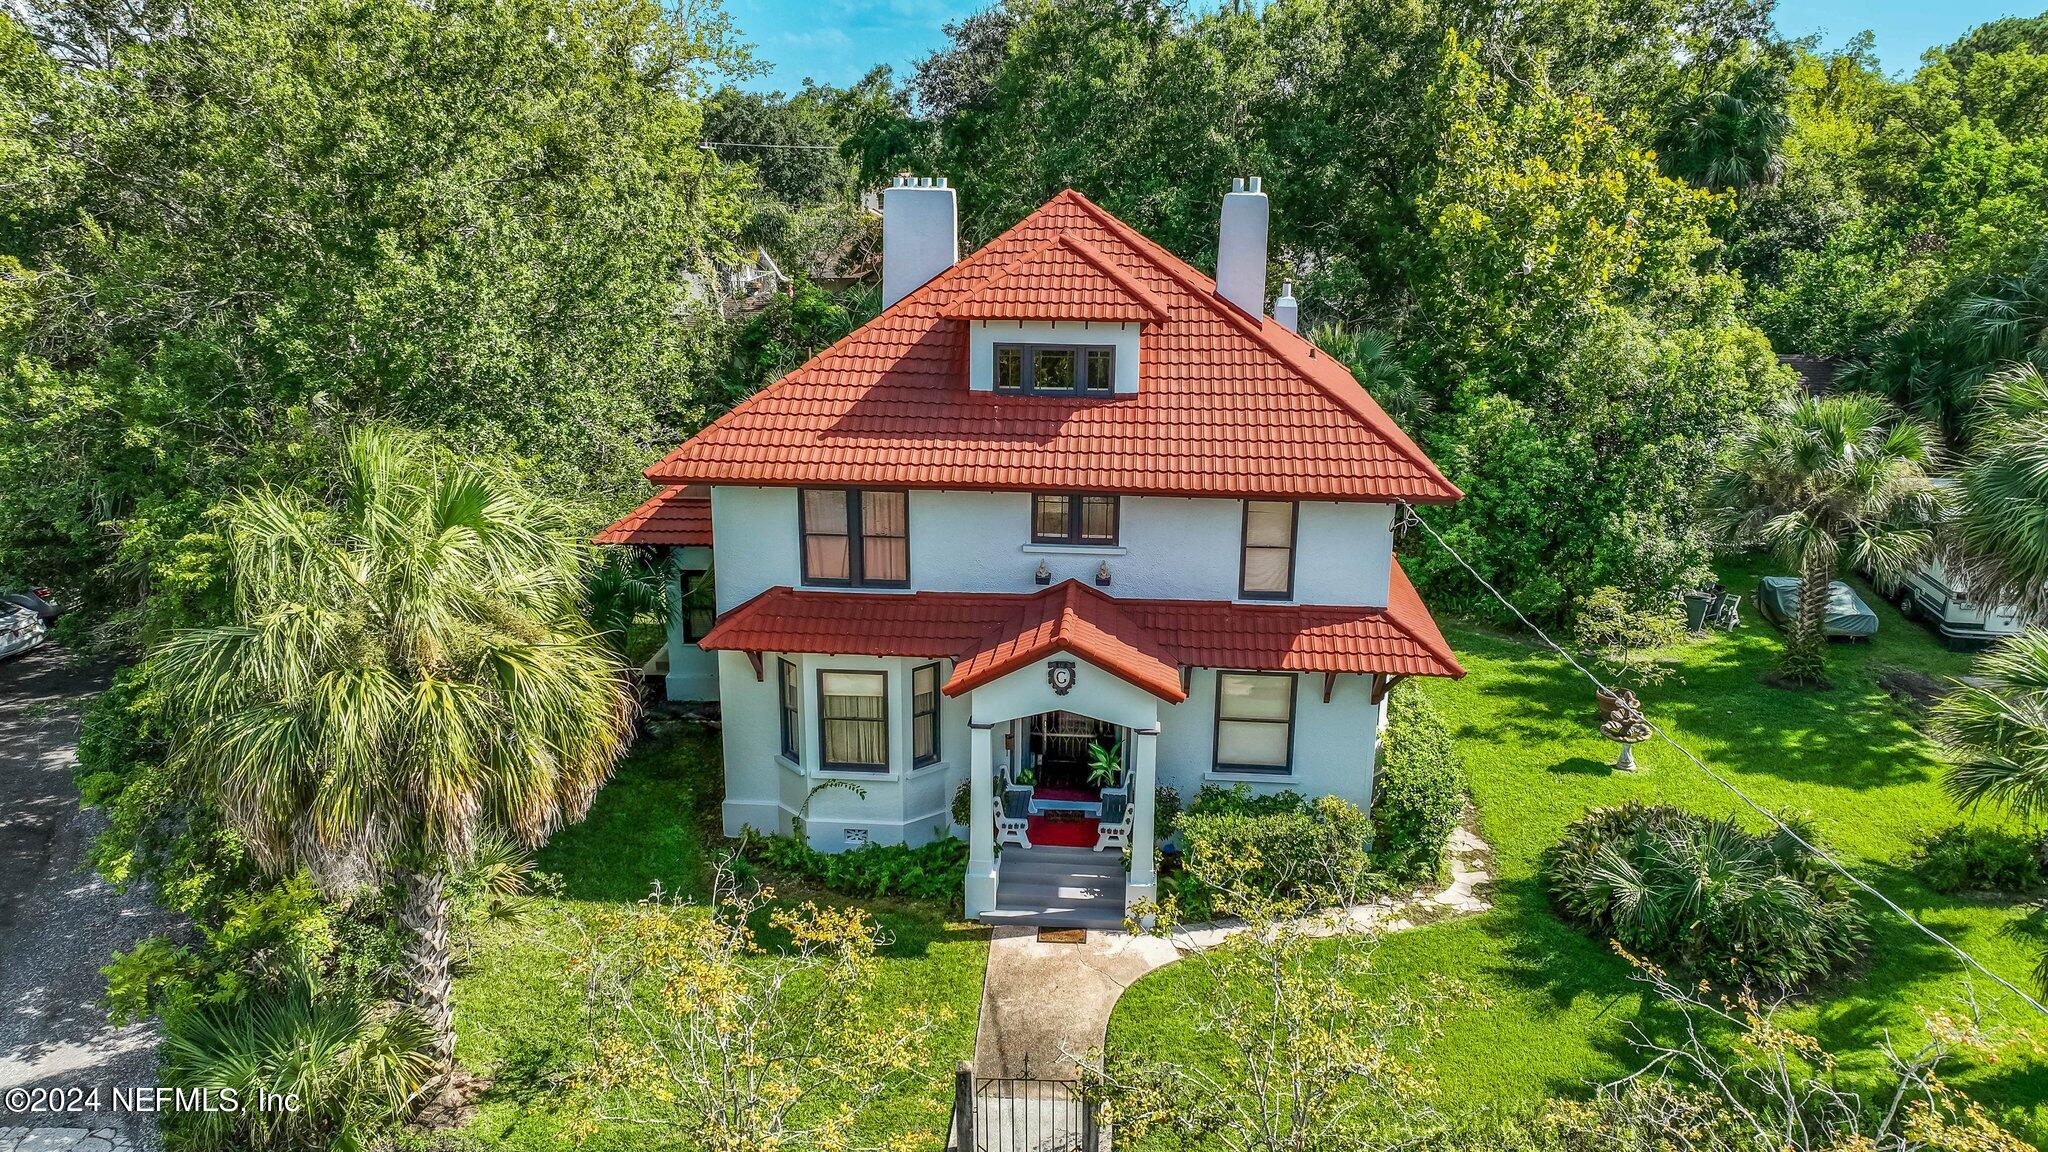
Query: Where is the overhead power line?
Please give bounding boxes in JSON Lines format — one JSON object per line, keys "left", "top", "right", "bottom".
{"left": 1399, "top": 504, "right": 2048, "bottom": 1020}
{"left": 698, "top": 140, "right": 838, "bottom": 150}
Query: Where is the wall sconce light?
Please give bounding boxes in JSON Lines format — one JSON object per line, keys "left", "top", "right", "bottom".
{"left": 1095, "top": 561, "right": 1112, "bottom": 586}
{"left": 1035, "top": 560, "right": 1052, "bottom": 585}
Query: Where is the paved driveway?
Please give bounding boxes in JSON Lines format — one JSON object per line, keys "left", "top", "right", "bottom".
{"left": 0, "top": 646, "right": 166, "bottom": 1151}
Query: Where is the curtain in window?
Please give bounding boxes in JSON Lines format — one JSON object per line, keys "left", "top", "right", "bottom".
{"left": 1242, "top": 501, "right": 1295, "bottom": 594}
{"left": 861, "top": 491, "right": 908, "bottom": 582}
{"left": 821, "top": 671, "right": 888, "bottom": 769}
{"left": 803, "top": 490, "right": 851, "bottom": 580}
{"left": 1217, "top": 673, "right": 1292, "bottom": 769}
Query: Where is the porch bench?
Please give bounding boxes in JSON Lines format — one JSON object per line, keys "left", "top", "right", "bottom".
{"left": 1094, "top": 789, "right": 1132, "bottom": 852}
{"left": 998, "top": 783, "right": 1034, "bottom": 849}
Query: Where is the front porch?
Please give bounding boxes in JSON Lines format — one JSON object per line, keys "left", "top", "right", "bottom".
{"left": 962, "top": 700, "right": 1164, "bottom": 926}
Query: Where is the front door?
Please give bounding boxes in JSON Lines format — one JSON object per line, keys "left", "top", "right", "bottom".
{"left": 1026, "top": 711, "right": 1121, "bottom": 796}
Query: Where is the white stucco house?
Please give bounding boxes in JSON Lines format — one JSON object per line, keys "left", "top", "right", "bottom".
{"left": 601, "top": 176, "right": 1466, "bottom": 926}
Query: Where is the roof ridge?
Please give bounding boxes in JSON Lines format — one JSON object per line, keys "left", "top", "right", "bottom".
{"left": 1057, "top": 190, "right": 1460, "bottom": 502}
{"left": 1052, "top": 232, "right": 1171, "bottom": 320}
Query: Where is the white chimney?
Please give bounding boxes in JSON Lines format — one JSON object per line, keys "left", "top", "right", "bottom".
{"left": 1215, "top": 176, "right": 1269, "bottom": 317}
{"left": 1273, "top": 280, "right": 1299, "bottom": 333}
{"left": 882, "top": 175, "right": 959, "bottom": 309}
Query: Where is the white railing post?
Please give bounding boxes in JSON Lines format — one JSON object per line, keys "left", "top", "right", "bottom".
{"left": 1125, "top": 727, "right": 1159, "bottom": 919}
{"left": 966, "top": 721, "right": 998, "bottom": 917}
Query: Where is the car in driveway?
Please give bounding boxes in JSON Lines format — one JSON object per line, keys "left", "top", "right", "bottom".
{"left": 1, "top": 586, "right": 60, "bottom": 623}
{"left": 0, "top": 602, "right": 47, "bottom": 660}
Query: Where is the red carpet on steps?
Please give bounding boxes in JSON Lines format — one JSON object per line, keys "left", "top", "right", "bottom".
{"left": 1026, "top": 815, "right": 1101, "bottom": 848}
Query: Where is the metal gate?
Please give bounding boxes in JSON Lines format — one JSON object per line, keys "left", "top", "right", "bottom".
{"left": 952, "top": 1067, "right": 1101, "bottom": 1152}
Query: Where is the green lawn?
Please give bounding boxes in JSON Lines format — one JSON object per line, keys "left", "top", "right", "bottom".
{"left": 447, "top": 723, "right": 989, "bottom": 1151}
{"left": 1111, "top": 558, "right": 2048, "bottom": 1141}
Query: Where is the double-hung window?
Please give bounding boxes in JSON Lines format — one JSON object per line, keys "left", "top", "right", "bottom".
{"left": 819, "top": 671, "right": 889, "bottom": 773}
{"left": 777, "top": 658, "right": 800, "bottom": 762}
{"left": 1031, "top": 493, "right": 1120, "bottom": 546}
{"left": 911, "top": 663, "right": 941, "bottom": 767}
{"left": 1239, "top": 501, "right": 1297, "bottom": 599}
{"left": 993, "top": 344, "right": 1115, "bottom": 394}
{"left": 1214, "top": 672, "right": 1295, "bottom": 774}
{"left": 801, "top": 489, "right": 909, "bottom": 587}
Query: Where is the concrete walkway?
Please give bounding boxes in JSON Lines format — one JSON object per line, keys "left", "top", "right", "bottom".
{"left": 971, "top": 819, "right": 1494, "bottom": 1081}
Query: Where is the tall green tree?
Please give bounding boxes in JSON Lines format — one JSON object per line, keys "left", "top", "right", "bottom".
{"left": 0, "top": 0, "right": 752, "bottom": 632}
{"left": 150, "top": 428, "right": 636, "bottom": 1086}
{"left": 1708, "top": 395, "right": 1943, "bottom": 684}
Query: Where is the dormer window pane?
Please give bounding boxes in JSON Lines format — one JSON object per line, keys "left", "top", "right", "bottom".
{"left": 995, "top": 346, "right": 1023, "bottom": 391}
{"left": 802, "top": 490, "right": 851, "bottom": 582}
{"left": 1086, "top": 349, "right": 1114, "bottom": 392}
{"left": 1033, "top": 348, "right": 1074, "bottom": 390}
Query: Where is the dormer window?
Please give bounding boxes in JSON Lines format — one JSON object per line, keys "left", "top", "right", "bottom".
{"left": 993, "top": 344, "right": 1115, "bottom": 394}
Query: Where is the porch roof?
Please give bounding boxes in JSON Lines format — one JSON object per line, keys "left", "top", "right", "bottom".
{"left": 697, "top": 562, "right": 1464, "bottom": 699}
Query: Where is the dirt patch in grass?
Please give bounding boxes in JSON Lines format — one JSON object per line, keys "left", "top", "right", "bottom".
{"left": 1875, "top": 665, "right": 1948, "bottom": 722}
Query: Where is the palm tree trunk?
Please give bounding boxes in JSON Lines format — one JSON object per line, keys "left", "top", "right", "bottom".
{"left": 1786, "top": 549, "right": 1832, "bottom": 684}
{"left": 399, "top": 866, "right": 457, "bottom": 1085}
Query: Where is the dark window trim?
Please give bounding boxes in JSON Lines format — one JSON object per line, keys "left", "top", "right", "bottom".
{"left": 777, "top": 657, "right": 799, "bottom": 762}
{"left": 992, "top": 342, "right": 1117, "bottom": 395}
{"left": 911, "top": 662, "right": 942, "bottom": 768}
{"left": 1237, "top": 500, "right": 1298, "bottom": 601}
{"left": 817, "top": 668, "right": 890, "bottom": 774}
{"left": 1030, "top": 492, "right": 1121, "bottom": 546}
{"left": 1212, "top": 670, "right": 1297, "bottom": 775}
{"left": 799, "top": 488, "right": 910, "bottom": 589}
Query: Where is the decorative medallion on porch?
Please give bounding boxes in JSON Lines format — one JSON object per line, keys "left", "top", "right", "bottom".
{"left": 1047, "top": 659, "right": 1077, "bottom": 695}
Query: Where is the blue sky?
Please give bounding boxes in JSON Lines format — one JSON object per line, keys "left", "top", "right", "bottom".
{"left": 727, "top": 0, "right": 2044, "bottom": 93}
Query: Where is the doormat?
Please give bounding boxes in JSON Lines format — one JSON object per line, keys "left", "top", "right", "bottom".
{"left": 1037, "top": 928, "right": 1087, "bottom": 943}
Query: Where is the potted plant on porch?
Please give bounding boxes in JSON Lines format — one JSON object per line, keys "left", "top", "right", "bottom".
{"left": 1090, "top": 740, "right": 1126, "bottom": 805}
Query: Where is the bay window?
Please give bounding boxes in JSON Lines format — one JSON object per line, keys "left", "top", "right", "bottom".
{"left": 912, "top": 663, "right": 941, "bottom": 767}
{"left": 819, "top": 670, "right": 889, "bottom": 773}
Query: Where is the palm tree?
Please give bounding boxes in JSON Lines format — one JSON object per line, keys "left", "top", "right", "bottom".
{"left": 1950, "top": 363, "right": 2048, "bottom": 618}
{"left": 1308, "top": 322, "right": 1432, "bottom": 431}
{"left": 1657, "top": 60, "right": 1792, "bottom": 190}
{"left": 1708, "top": 395, "right": 1944, "bottom": 684}
{"left": 151, "top": 427, "right": 636, "bottom": 1090}
{"left": 1933, "top": 629, "right": 2048, "bottom": 821}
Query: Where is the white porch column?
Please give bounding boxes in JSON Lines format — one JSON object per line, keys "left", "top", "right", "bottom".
{"left": 965, "top": 721, "right": 999, "bottom": 918}
{"left": 1126, "top": 726, "right": 1159, "bottom": 917}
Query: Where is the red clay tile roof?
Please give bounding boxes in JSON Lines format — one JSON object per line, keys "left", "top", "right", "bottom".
{"left": 943, "top": 232, "right": 1168, "bottom": 323}
{"left": 949, "top": 580, "right": 1185, "bottom": 700}
{"left": 697, "top": 563, "right": 1464, "bottom": 700}
{"left": 594, "top": 486, "right": 712, "bottom": 547}
{"left": 646, "top": 189, "right": 1460, "bottom": 504}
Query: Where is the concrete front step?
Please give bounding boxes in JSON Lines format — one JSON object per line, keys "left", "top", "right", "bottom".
{"left": 981, "top": 905, "right": 1128, "bottom": 930}
{"left": 987, "top": 845, "right": 1128, "bottom": 929}
{"left": 996, "top": 856, "right": 1126, "bottom": 884}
